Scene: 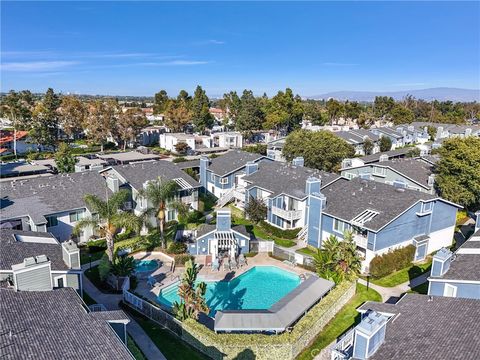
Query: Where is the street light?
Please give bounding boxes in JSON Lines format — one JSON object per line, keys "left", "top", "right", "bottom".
{"left": 89, "top": 253, "right": 92, "bottom": 270}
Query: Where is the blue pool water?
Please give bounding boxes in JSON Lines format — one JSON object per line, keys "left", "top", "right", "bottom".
{"left": 157, "top": 266, "right": 301, "bottom": 316}
{"left": 135, "top": 260, "right": 159, "bottom": 272}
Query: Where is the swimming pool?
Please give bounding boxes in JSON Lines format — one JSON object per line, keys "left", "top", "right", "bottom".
{"left": 157, "top": 266, "right": 301, "bottom": 316}
{"left": 135, "top": 260, "right": 159, "bottom": 272}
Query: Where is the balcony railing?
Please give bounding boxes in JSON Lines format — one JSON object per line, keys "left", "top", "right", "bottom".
{"left": 271, "top": 206, "right": 302, "bottom": 221}
{"left": 354, "top": 233, "right": 368, "bottom": 249}
{"left": 180, "top": 195, "right": 195, "bottom": 204}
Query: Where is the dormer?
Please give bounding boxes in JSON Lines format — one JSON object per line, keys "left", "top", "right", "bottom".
{"left": 292, "top": 157, "right": 304, "bottom": 167}
{"left": 431, "top": 248, "right": 453, "bottom": 277}
{"left": 245, "top": 161, "right": 259, "bottom": 176}
{"left": 353, "top": 311, "right": 388, "bottom": 359}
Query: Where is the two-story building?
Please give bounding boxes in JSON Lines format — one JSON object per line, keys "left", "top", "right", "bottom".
{"left": 0, "top": 229, "right": 83, "bottom": 293}
{"left": 305, "top": 177, "right": 460, "bottom": 269}
{"left": 331, "top": 293, "right": 480, "bottom": 360}
{"left": 427, "top": 211, "right": 480, "bottom": 300}
{"left": 159, "top": 132, "right": 213, "bottom": 154}
{"left": 334, "top": 130, "right": 380, "bottom": 156}
{"left": 100, "top": 160, "right": 201, "bottom": 225}
{"left": 0, "top": 171, "right": 111, "bottom": 242}
{"left": 340, "top": 157, "right": 436, "bottom": 194}
{"left": 239, "top": 158, "right": 341, "bottom": 230}
{"left": 370, "top": 127, "right": 405, "bottom": 149}
{"left": 199, "top": 150, "right": 268, "bottom": 199}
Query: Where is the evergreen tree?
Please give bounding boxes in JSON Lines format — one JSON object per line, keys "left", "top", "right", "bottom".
{"left": 191, "top": 85, "right": 213, "bottom": 132}
{"left": 236, "top": 90, "right": 264, "bottom": 131}
{"left": 55, "top": 143, "right": 76, "bottom": 173}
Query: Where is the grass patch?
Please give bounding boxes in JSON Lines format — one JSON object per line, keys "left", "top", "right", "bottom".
{"left": 121, "top": 303, "right": 208, "bottom": 360}
{"left": 297, "top": 283, "right": 382, "bottom": 360}
{"left": 82, "top": 291, "right": 97, "bottom": 306}
{"left": 367, "top": 258, "right": 432, "bottom": 287}
{"left": 84, "top": 266, "right": 120, "bottom": 294}
{"left": 407, "top": 282, "right": 429, "bottom": 295}
{"left": 80, "top": 248, "right": 105, "bottom": 265}
{"left": 296, "top": 247, "right": 317, "bottom": 257}
{"left": 128, "top": 336, "right": 147, "bottom": 360}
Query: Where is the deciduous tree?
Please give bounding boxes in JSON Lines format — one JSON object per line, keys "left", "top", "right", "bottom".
{"left": 55, "top": 143, "right": 76, "bottom": 173}
{"left": 58, "top": 95, "right": 87, "bottom": 140}
{"left": 236, "top": 90, "right": 264, "bottom": 131}
{"left": 117, "top": 107, "right": 148, "bottom": 150}
{"left": 379, "top": 136, "right": 392, "bottom": 152}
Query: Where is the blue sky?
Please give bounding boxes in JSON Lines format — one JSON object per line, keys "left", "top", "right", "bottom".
{"left": 2, "top": 1, "right": 479, "bottom": 97}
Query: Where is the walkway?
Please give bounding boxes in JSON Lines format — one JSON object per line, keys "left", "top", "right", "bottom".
{"left": 81, "top": 269, "right": 167, "bottom": 360}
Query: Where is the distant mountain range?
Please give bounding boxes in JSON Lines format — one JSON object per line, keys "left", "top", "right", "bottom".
{"left": 309, "top": 87, "right": 480, "bottom": 102}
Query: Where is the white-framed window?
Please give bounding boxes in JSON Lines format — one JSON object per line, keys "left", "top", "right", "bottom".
{"left": 333, "top": 218, "right": 346, "bottom": 233}
{"left": 69, "top": 210, "right": 84, "bottom": 223}
{"left": 54, "top": 275, "right": 67, "bottom": 288}
{"left": 444, "top": 283, "right": 457, "bottom": 297}
{"left": 345, "top": 172, "right": 355, "bottom": 180}
{"left": 46, "top": 216, "right": 58, "bottom": 228}
{"left": 167, "top": 210, "right": 176, "bottom": 221}
{"left": 372, "top": 166, "right": 386, "bottom": 176}
{"left": 220, "top": 177, "right": 229, "bottom": 185}
{"left": 421, "top": 202, "right": 433, "bottom": 213}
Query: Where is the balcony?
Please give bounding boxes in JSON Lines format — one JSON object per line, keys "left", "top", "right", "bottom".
{"left": 354, "top": 233, "right": 368, "bottom": 249}
{"left": 271, "top": 206, "right": 302, "bottom": 221}
{"left": 180, "top": 195, "right": 195, "bottom": 204}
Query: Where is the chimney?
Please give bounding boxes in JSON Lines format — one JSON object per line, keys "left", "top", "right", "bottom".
{"left": 216, "top": 208, "right": 232, "bottom": 232}
{"left": 62, "top": 240, "right": 81, "bottom": 270}
{"left": 292, "top": 157, "right": 304, "bottom": 167}
{"left": 379, "top": 154, "right": 388, "bottom": 162}
{"left": 431, "top": 248, "right": 453, "bottom": 277}
{"left": 199, "top": 156, "right": 209, "bottom": 188}
{"left": 106, "top": 176, "right": 119, "bottom": 193}
{"left": 353, "top": 311, "right": 388, "bottom": 360}
{"left": 475, "top": 211, "right": 480, "bottom": 233}
{"left": 305, "top": 177, "right": 322, "bottom": 195}
{"left": 306, "top": 191, "right": 326, "bottom": 249}
{"left": 245, "top": 161, "right": 259, "bottom": 176}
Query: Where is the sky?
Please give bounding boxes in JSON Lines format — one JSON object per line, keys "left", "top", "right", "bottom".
{"left": 1, "top": 1, "right": 479, "bottom": 97}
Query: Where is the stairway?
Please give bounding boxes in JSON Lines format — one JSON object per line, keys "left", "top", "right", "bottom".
{"left": 297, "top": 225, "right": 308, "bottom": 244}
{"left": 216, "top": 188, "right": 236, "bottom": 208}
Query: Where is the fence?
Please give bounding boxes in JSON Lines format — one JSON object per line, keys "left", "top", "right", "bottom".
{"left": 273, "top": 244, "right": 315, "bottom": 268}
{"left": 250, "top": 240, "right": 274, "bottom": 253}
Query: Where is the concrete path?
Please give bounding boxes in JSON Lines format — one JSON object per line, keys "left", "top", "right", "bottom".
{"left": 82, "top": 273, "right": 167, "bottom": 360}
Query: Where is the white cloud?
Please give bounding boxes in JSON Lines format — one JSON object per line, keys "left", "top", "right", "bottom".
{"left": 194, "top": 39, "right": 225, "bottom": 45}
{"left": 2, "top": 61, "right": 79, "bottom": 72}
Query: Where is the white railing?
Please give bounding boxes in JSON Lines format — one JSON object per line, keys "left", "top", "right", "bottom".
{"left": 180, "top": 195, "right": 194, "bottom": 204}
{"left": 232, "top": 187, "right": 246, "bottom": 202}
{"left": 331, "top": 328, "right": 355, "bottom": 360}
{"left": 271, "top": 206, "right": 302, "bottom": 221}
{"left": 354, "top": 233, "right": 368, "bottom": 249}
{"left": 216, "top": 188, "right": 236, "bottom": 208}
{"left": 88, "top": 304, "right": 107, "bottom": 312}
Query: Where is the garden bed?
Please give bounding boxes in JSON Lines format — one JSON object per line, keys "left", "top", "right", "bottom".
{"left": 366, "top": 258, "right": 432, "bottom": 288}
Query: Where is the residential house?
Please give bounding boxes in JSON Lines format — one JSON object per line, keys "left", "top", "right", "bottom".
{"left": 341, "top": 147, "right": 413, "bottom": 169}
{"left": 137, "top": 125, "right": 166, "bottom": 146}
{"left": 211, "top": 131, "right": 243, "bottom": 149}
{"left": 334, "top": 130, "right": 380, "bottom": 156}
{"left": 0, "top": 229, "right": 83, "bottom": 293}
{"left": 100, "top": 160, "right": 201, "bottom": 225}
{"left": 0, "top": 161, "right": 53, "bottom": 179}
{"left": 340, "top": 157, "right": 436, "bottom": 194}
{"left": 239, "top": 159, "right": 341, "bottom": 230}
{"left": 159, "top": 132, "right": 212, "bottom": 154}
{"left": 97, "top": 151, "right": 161, "bottom": 165}
{"left": 331, "top": 293, "right": 480, "bottom": 360}
{"left": 427, "top": 211, "right": 480, "bottom": 299}
{"left": 0, "top": 130, "right": 50, "bottom": 155}
{"left": 0, "top": 287, "right": 133, "bottom": 359}
{"left": 199, "top": 150, "right": 268, "bottom": 198}
{"left": 305, "top": 177, "right": 460, "bottom": 269}
{"left": 209, "top": 107, "right": 225, "bottom": 122}
{"left": 266, "top": 137, "right": 286, "bottom": 162}
{"left": 187, "top": 208, "right": 250, "bottom": 259}
{"left": 369, "top": 127, "right": 405, "bottom": 149}
{"left": 0, "top": 171, "right": 111, "bottom": 242}
{"left": 74, "top": 156, "right": 108, "bottom": 173}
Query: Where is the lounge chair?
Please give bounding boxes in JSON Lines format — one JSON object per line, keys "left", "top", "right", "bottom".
{"left": 238, "top": 254, "right": 247, "bottom": 267}
{"left": 230, "top": 258, "right": 238, "bottom": 270}
{"left": 283, "top": 259, "right": 296, "bottom": 267}
{"left": 223, "top": 258, "right": 231, "bottom": 271}
{"left": 212, "top": 259, "right": 220, "bottom": 271}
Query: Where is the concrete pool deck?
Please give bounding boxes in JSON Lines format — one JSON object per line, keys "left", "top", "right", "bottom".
{"left": 131, "top": 252, "right": 314, "bottom": 306}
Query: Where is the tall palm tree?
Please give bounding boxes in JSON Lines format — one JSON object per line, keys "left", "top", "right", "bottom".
{"left": 138, "top": 176, "right": 183, "bottom": 248}
{"left": 74, "top": 189, "right": 141, "bottom": 262}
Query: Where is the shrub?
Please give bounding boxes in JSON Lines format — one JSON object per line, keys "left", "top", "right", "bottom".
{"left": 98, "top": 254, "right": 112, "bottom": 282}
{"left": 168, "top": 241, "right": 188, "bottom": 254}
{"left": 116, "top": 230, "right": 134, "bottom": 242}
{"left": 114, "top": 236, "right": 147, "bottom": 254}
{"left": 87, "top": 239, "right": 107, "bottom": 252}
{"left": 259, "top": 221, "right": 300, "bottom": 239}
{"left": 369, "top": 245, "right": 416, "bottom": 278}
{"left": 172, "top": 156, "right": 188, "bottom": 163}
{"left": 174, "top": 254, "right": 194, "bottom": 266}
{"left": 245, "top": 197, "right": 267, "bottom": 223}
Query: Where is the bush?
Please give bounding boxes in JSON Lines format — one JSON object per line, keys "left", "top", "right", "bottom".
{"left": 168, "top": 241, "right": 188, "bottom": 254}
{"left": 172, "top": 156, "right": 188, "bottom": 163}
{"left": 86, "top": 239, "right": 107, "bottom": 252}
{"left": 369, "top": 245, "right": 416, "bottom": 278}
{"left": 174, "top": 254, "right": 194, "bottom": 266}
{"left": 259, "top": 221, "right": 300, "bottom": 239}
{"left": 98, "top": 254, "right": 112, "bottom": 282}
{"left": 116, "top": 230, "right": 134, "bottom": 242}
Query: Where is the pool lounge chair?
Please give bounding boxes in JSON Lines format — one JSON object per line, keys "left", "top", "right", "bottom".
{"left": 223, "top": 259, "right": 231, "bottom": 271}
{"left": 283, "top": 259, "right": 296, "bottom": 267}
{"left": 230, "top": 258, "right": 238, "bottom": 270}
{"left": 212, "top": 259, "right": 220, "bottom": 271}
{"left": 238, "top": 254, "right": 247, "bottom": 267}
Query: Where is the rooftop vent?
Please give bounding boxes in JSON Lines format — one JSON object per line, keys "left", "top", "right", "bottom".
{"left": 36, "top": 254, "right": 48, "bottom": 263}
{"left": 23, "top": 257, "right": 36, "bottom": 267}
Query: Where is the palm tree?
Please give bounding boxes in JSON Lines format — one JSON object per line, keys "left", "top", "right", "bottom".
{"left": 173, "top": 259, "right": 209, "bottom": 321}
{"left": 138, "top": 177, "right": 183, "bottom": 248}
{"left": 111, "top": 255, "right": 136, "bottom": 277}
{"left": 74, "top": 189, "right": 141, "bottom": 262}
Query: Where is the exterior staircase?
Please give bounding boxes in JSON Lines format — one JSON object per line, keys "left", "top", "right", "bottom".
{"left": 297, "top": 225, "right": 308, "bottom": 244}
{"left": 216, "top": 188, "right": 236, "bottom": 208}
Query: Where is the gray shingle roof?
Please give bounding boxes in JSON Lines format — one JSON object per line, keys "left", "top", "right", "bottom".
{"left": 0, "top": 229, "right": 69, "bottom": 271}
{"left": 359, "top": 148, "right": 411, "bottom": 164}
{"left": 207, "top": 150, "right": 265, "bottom": 176}
{"left": 97, "top": 151, "right": 161, "bottom": 163}
{"left": 0, "top": 287, "right": 133, "bottom": 359}
{"left": 358, "top": 294, "right": 480, "bottom": 360}
{"left": 0, "top": 171, "right": 110, "bottom": 225}
{"left": 110, "top": 160, "right": 200, "bottom": 191}
{"left": 0, "top": 161, "right": 51, "bottom": 178}
{"left": 243, "top": 161, "right": 341, "bottom": 199}
{"left": 321, "top": 177, "right": 436, "bottom": 231}
{"left": 386, "top": 159, "right": 434, "bottom": 187}
{"left": 174, "top": 159, "right": 200, "bottom": 170}
{"left": 195, "top": 224, "right": 250, "bottom": 239}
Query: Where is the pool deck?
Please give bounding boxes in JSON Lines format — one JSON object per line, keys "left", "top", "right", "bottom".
{"left": 131, "top": 252, "right": 313, "bottom": 306}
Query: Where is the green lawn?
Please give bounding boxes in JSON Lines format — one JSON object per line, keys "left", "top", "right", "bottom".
{"left": 128, "top": 336, "right": 147, "bottom": 360}
{"left": 232, "top": 215, "right": 296, "bottom": 248}
{"left": 296, "top": 247, "right": 317, "bottom": 257}
{"left": 296, "top": 283, "right": 382, "bottom": 360}
{"left": 407, "top": 282, "right": 429, "bottom": 294}
{"left": 80, "top": 248, "right": 105, "bottom": 265}
{"left": 122, "top": 305, "right": 207, "bottom": 360}
{"left": 368, "top": 259, "right": 432, "bottom": 287}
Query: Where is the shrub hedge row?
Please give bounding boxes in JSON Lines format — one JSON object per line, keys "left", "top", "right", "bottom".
{"left": 369, "top": 245, "right": 416, "bottom": 278}
{"left": 259, "top": 221, "right": 300, "bottom": 239}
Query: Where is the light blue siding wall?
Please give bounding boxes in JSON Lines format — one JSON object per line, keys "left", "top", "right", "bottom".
{"left": 307, "top": 196, "right": 323, "bottom": 248}
{"left": 199, "top": 158, "right": 208, "bottom": 189}
{"left": 430, "top": 201, "right": 457, "bottom": 232}
{"left": 431, "top": 258, "right": 444, "bottom": 277}
{"left": 217, "top": 213, "right": 231, "bottom": 231}
{"left": 352, "top": 334, "right": 368, "bottom": 359}
{"left": 429, "top": 281, "right": 480, "bottom": 300}
{"left": 367, "top": 325, "right": 386, "bottom": 357}
{"left": 367, "top": 232, "right": 375, "bottom": 251}
{"left": 187, "top": 233, "right": 250, "bottom": 255}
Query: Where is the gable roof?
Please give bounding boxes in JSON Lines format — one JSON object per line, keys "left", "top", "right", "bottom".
{"left": 359, "top": 147, "right": 411, "bottom": 164}
{"left": 357, "top": 294, "right": 480, "bottom": 360}
{"left": 195, "top": 223, "right": 250, "bottom": 240}
{"left": 0, "top": 171, "right": 110, "bottom": 225}
{"left": 243, "top": 161, "right": 341, "bottom": 199}
{"left": 0, "top": 287, "right": 133, "bottom": 360}
{"left": 109, "top": 160, "right": 200, "bottom": 191}
{"left": 321, "top": 177, "right": 436, "bottom": 231}
{"left": 0, "top": 229, "right": 69, "bottom": 271}
{"left": 206, "top": 150, "right": 265, "bottom": 176}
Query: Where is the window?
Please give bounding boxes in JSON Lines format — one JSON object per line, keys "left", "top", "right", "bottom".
{"left": 444, "top": 284, "right": 457, "bottom": 298}
{"left": 372, "top": 166, "right": 386, "bottom": 176}
{"left": 420, "top": 202, "right": 433, "bottom": 214}
{"left": 220, "top": 177, "right": 229, "bottom": 185}
{"left": 57, "top": 277, "right": 64, "bottom": 288}
{"left": 46, "top": 216, "right": 58, "bottom": 228}
{"left": 333, "top": 219, "right": 346, "bottom": 233}
{"left": 167, "top": 210, "right": 176, "bottom": 221}
{"left": 69, "top": 211, "right": 83, "bottom": 223}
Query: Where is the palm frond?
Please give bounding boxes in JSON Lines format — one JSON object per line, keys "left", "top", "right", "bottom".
{"left": 73, "top": 217, "right": 99, "bottom": 235}
{"left": 84, "top": 194, "right": 108, "bottom": 217}
{"left": 112, "top": 212, "right": 142, "bottom": 233}
{"left": 107, "top": 189, "right": 130, "bottom": 214}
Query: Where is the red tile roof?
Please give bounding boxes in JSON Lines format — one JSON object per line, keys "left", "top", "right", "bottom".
{"left": 0, "top": 130, "right": 29, "bottom": 146}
